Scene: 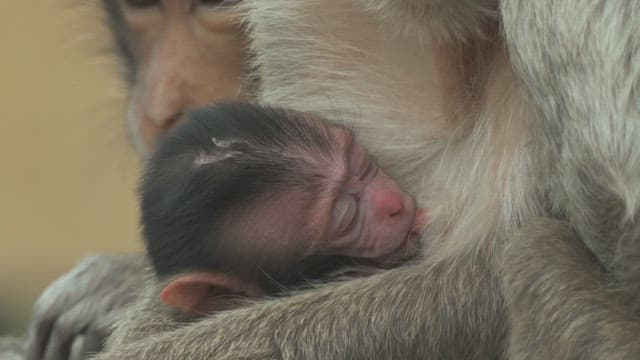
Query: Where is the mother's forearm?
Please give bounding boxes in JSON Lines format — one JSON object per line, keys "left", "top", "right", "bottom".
{"left": 95, "top": 255, "right": 505, "bottom": 360}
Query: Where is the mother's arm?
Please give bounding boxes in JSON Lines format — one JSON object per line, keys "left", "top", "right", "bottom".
{"left": 94, "top": 255, "right": 505, "bottom": 360}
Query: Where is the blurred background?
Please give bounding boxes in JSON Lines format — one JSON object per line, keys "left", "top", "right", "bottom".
{"left": 0, "top": 1, "right": 141, "bottom": 335}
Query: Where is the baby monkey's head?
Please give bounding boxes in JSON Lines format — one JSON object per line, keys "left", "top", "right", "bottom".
{"left": 141, "top": 102, "right": 427, "bottom": 313}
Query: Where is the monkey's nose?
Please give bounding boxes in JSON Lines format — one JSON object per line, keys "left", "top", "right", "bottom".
{"left": 145, "top": 109, "right": 184, "bottom": 132}
{"left": 374, "top": 189, "right": 405, "bottom": 218}
{"left": 143, "top": 72, "right": 188, "bottom": 131}
{"left": 138, "top": 111, "right": 184, "bottom": 153}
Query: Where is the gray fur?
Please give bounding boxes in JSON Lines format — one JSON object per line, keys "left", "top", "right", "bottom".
{"left": 502, "top": 0, "right": 640, "bottom": 276}
{"left": 500, "top": 1, "right": 640, "bottom": 359}
{"left": 96, "top": 0, "right": 519, "bottom": 358}
{"left": 354, "top": 0, "right": 499, "bottom": 40}
{"left": 71, "top": 0, "right": 640, "bottom": 359}
{"left": 501, "top": 219, "right": 640, "bottom": 360}
{"left": 102, "top": 276, "right": 190, "bottom": 351}
{"left": 0, "top": 337, "right": 25, "bottom": 360}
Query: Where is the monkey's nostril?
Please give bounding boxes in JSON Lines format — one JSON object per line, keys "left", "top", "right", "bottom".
{"left": 161, "top": 111, "right": 184, "bottom": 130}
{"left": 384, "top": 195, "right": 405, "bottom": 218}
{"left": 389, "top": 205, "right": 404, "bottom": 217}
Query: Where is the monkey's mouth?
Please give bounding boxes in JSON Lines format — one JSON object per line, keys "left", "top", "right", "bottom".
{"left": 410, "top": 207, "right": 428, "bottom": 235}
{"left": 403, "top": 222, "right": 423, "bottom": 251}
{"left": 368, "top": 197, "right": 428, "bottom": 266}
{"left": 403, "top": 199, "right": 429, "bottom": 247}
{"left": 375, "top": 227, "right": 424, "bottom": 267}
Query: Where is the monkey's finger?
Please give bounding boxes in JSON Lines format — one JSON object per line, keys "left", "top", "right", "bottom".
{"left": 42, "top": 325, "right": 73, "bottom": 360}
{"left": 76, "top": 331, "right": 106, "bottom": 360}
{"left": 69, "top": 307, "right": 118, "bottom": 360}
{"left": 25, "top": 316, "right": 56, "bottom": 360}
{"left": 68, "top": 335, "right": 85, "bottom": 360}
{"left": 42, "top": 305, "right": 92, "bottom": 360}
{"left": 26, "top": 294, "right": 72, "bottom": 360}
{"left": 26, "top": 258, "right": 96, "bottom": 360}
{"left": 67, "top": 333, "right": 102, "bottom": 360}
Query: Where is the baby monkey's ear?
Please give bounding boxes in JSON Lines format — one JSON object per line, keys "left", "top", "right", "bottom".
{"left": 161, "top": 272, "right": 263, "bottom": 315}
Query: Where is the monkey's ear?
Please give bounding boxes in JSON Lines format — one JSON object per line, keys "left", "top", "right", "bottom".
{"left": 160, "top": 272, "right": 262, "bottom": 315}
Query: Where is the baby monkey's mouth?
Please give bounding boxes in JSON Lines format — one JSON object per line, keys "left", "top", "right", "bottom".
{"left": 403, "top": 207, "right": 428, "bottom": 250}
{"left": 410, "top": 207, "right": 429, "bottom": 238}
{"left": 402, "top": 194, "right": 429, "bottom": 248}
{"left": 375, "top": 206, "right": 429, "bottom": 267}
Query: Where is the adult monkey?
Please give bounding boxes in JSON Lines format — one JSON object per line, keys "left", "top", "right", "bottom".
{"left": 23, "top": 1, "right": 251, "bottom": 359}
{"left": 30, "top": 1, "right": 640, "bottom": 360}
{"left": 93, "top": 0, "right": 640, "bottom": 359}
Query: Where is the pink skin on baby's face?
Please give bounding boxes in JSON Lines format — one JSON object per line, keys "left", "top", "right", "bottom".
{"left": 159, "top": 122, "right": 428, "bottom": 316}
{"left": 228, "top": 127, "right": 427, "bottom": 265}
{"left": 318, "top": 133, "right": 427, "bottom": 261}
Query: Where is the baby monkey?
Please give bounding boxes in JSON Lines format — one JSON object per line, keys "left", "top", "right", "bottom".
{"left": 141, "top": 103, "right": 427, "bottom": 315}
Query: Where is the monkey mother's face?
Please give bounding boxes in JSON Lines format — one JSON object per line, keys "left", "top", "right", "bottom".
{"left": 106, "top": 0, "right": 250, "bottom": 156}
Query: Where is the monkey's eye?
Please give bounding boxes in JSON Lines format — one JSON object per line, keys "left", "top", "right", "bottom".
{"left": 124, "top": 0, "right": 160, "bottom": 8}
{"left": 333, "top": 195, "right": 359, "bottom": 237}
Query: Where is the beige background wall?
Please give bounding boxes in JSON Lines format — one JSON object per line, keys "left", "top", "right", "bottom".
{"left": 0, "top": 1, "right": 141, "bottom": 334}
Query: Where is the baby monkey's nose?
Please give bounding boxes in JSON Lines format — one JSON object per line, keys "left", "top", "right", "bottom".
{"left": 374, "top": 189, "right": 405, "bottom": 218}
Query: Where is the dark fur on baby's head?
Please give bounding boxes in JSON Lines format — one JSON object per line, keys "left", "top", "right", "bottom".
{"left": 141, "top": 102, "right": 349, "bottom": 285}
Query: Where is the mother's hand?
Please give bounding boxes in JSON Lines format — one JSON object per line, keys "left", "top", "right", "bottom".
{"left": 25, "top": 254, "right": 148, "bottom": 360}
